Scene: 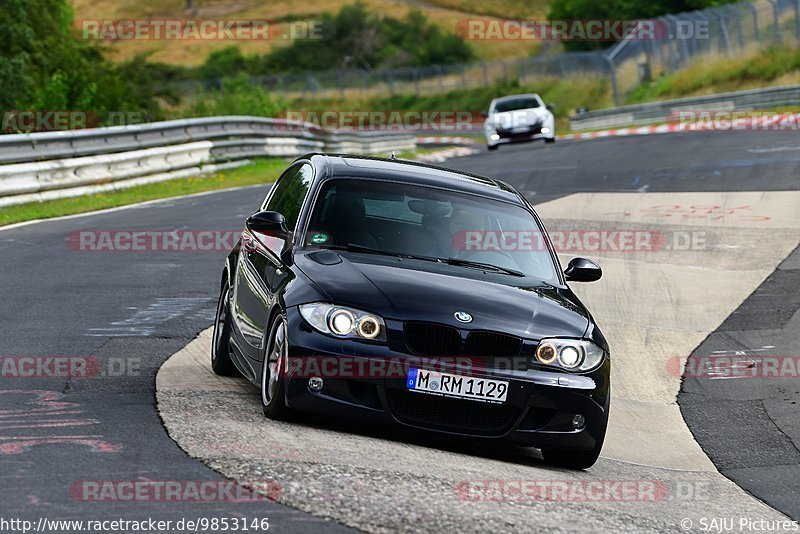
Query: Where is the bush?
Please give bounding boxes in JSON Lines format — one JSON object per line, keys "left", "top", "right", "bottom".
{"left": 187, "top": 76, "right": 286, "bottom": 117}
{"left": 265, "top": 2, "right": 474, "bottom": 72}
{"left": 0, "top": 0, "right": 164, "bottom": 129}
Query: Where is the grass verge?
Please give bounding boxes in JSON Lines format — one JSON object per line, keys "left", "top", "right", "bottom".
{"left": 627, "top": 46, "right": 800, "bottom": 103}
{"left": 0, "top": 158, "right": 289, "bottom": 228}
{"left": 291, "top": 77, "right": 613, "bottom": 136}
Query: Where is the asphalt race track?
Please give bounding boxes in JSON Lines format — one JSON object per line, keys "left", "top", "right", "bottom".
{"left": 2, "top": 131, "right": 799, "bottom": 532}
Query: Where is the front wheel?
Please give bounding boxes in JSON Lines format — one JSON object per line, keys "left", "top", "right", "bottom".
{"left": 544, "top": 137, "right": 556, "bottom": 144}
{"left": 487, "top": 144, "right": 498, "bottom": 151}
{"left": 211, "top": 283, "right": 238, "bottom": 376}
{"left": 261, "top": 314, "right": 293, "bottom": 420}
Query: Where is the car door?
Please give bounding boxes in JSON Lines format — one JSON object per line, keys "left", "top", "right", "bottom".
{"left": 232, "top": 162, "right": 314, "bottom": 363}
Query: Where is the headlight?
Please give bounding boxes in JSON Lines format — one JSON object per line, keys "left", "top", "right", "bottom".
{"left": 299, "top": 303, "right": 386, "bottom": 341}
{"left": 533, "top": 338, "right": 606, "bottom": 372}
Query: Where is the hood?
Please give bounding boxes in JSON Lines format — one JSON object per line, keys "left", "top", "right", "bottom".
{"left": 294, "top": 250, "right": 590, "bottom": 340}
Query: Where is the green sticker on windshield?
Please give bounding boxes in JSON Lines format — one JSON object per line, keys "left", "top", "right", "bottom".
{"left": 311, "top": 232, "right": 329, "bottom": 244}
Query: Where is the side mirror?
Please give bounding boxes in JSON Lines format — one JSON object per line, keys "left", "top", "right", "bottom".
{"left": 546, "top": 103, "right": 556, "bottom": 112}
{"left": 564, "top": 258, "right": 602, "bottom": 282}
{"left": 246, "top": 211, "right": 289, "bottom": 239}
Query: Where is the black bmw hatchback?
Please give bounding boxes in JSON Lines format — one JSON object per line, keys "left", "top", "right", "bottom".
{"left": 212, "top": 153, "right": 610, "bottom": 469}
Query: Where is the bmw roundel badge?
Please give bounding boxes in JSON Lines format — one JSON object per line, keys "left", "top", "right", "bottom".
{"left": 454, "top": 311, "right": 473, "bottom": 323}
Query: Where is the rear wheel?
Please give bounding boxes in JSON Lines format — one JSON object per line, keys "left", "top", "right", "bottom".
{"left": 261, "top": 314, "right": 293, "bottom": 420}
{"left": 211, "top": 283, "right": 238, "bottom": 376}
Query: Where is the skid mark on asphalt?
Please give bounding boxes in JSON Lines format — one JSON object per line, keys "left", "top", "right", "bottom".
{"left": 87, "top": 297, "right": 213, "bottom": 337}
{"left": 0, "top": 390, "right": 120, "bottom": 455}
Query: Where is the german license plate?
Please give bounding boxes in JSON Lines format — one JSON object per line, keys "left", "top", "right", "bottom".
{"left": 406, "top": 368, "right": 508, "bottom": 403}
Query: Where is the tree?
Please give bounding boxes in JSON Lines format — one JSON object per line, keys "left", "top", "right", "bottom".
{"left": 0, "top": 0, "right": 163, "bottom": 126}
{"left": 264, "top": 2, "right": 473, "bottom": 72}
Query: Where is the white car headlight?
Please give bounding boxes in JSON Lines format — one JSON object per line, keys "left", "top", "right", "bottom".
{"left": 534, "top": 338, "right": 606, "bottom": 372}
{"left": 299, "top": 303, "right": 386, "bottom": 341}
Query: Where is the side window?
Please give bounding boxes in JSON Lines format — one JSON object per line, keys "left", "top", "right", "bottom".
{"left": 265, "top": 163, "right": 313, "bottom": 231}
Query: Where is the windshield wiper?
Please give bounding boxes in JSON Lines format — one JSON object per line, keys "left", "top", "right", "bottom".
{"left": 442, "top": 257, "right": 525, "bottom": 277}
{"left": 327, "top": 243, "right": 438, "bottom": 263}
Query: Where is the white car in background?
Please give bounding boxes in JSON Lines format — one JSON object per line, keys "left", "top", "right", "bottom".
{"left": 484, "top": 94, "right": 556, "bottom": 151}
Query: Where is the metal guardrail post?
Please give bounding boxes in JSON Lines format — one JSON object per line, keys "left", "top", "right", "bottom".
{"left": 711, "top": 9, "right": 732, "bottom": 54}
{"left": 792, "top": 0, "right": 800, "bottom": 40}
{"left": 606, "top": 56, "right": 620, "bottom": 107}
{"left": 746, "top": 2, "right": 761, "bottom": 43}
{"left": 791, "top": 0, "right": 800, "bottom": 41}
{"left": 767, "top": 0, "right": 783, "bottom": 45}
{"left": 664, "top": 15, "right": 689, "bottom": 67}
{"left": 724, "top": 4, "right": 745, "bottom": 50}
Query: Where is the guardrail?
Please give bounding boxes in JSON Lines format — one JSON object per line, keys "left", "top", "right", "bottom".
{"left": 0, "top": 116, "right": 416, "bottom": 207}
{"left": 569, "top": 84, "right": 800, "bottom": 131}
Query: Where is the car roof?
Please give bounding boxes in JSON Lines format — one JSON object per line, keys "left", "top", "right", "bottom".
{"left": 295, "top": 153, "right": 525, "bottom": 205}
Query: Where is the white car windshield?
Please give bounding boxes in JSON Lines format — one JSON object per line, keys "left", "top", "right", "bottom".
{"left": 493, "top": 97, "right": 540, "bottom": 113}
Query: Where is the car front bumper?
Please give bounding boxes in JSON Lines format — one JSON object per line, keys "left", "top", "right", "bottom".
{"left": 283, "top": 309, "right": 610, "bottom": 451}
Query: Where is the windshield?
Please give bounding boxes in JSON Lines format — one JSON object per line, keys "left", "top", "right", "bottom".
{"left": 304, "top": 179, "right": 559, "bottom": 283}
{"left": 493, "top": 97, "right": 540, "bottom": 113}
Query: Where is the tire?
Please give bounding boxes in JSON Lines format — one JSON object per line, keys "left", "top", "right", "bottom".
{"left": 487, "top": 144, "right": 498, "bottom": 151}
{"left": 261, "top": 314, "right": 293, "bottom": 420}
{"left": 211, "top": 283, "right": 238, "bottom": 376}
{"left": 544, "top": 137, "right": 556, "bottom": 144}
{"left": 540, "top": 419, "right": 606, "bottom": 470}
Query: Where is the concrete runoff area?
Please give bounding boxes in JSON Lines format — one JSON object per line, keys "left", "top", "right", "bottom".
{"left": 157, "top": 190, "right": 800, "bottom": 531}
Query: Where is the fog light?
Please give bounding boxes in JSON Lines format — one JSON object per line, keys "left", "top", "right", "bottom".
{"left": 572, "top": 414, "right": 585, "bottom": 429}
{"left": 490, "top": 134, "right": 500, "bottom": 141}
{"left": 541, "top": 127, "right": 551, "bottom": 134}
{"left": 308, "top": 376, "right": 324, "bottom": 392}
